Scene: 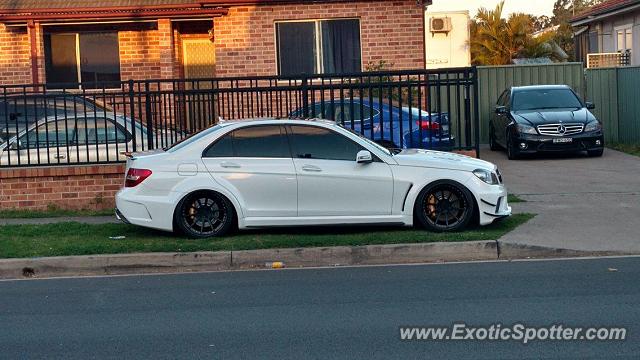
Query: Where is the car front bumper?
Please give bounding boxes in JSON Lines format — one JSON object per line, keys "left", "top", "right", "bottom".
{"left": 466, "top": 176, "right": 512, "bottom": 226}
{"left": 513, "top": 131, "right": 604, "bottom": 154}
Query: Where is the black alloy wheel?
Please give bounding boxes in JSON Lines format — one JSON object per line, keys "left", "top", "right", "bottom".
{"left": 415, "top": 181, "right": 475, "bottom": 232}
{"left": 175, "top": 192, "right": 234, "bottom": 238}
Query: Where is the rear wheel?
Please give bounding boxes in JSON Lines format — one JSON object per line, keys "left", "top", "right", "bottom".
{"left": 587, "top": 148, "right": 604, "bottom": 157}
{"left": 174, "top": 191, "right": 234, "bottom": 238}
{"left": 415, "top": 181, "right": 475, "bottom": 232}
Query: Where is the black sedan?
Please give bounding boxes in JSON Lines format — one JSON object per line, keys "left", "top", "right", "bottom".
{"left": 489, "top": 85, "right": 604, "bottom": 159}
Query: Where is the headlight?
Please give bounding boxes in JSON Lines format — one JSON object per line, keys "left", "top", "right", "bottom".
{"left": 584, "top": 120, "right": 602, "bottom": 132}
{"left": 516, "top": 123, "right": 537, "bottom": 135}
{"left": 473, "top": 169, "right": 499, "bottom": 185}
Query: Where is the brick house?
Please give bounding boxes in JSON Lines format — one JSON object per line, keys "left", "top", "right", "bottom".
{"left": 0, "top": 0, "right": 426, "bottom": 87}
{"left": 0, "top": 0, "right": 427, "bottom": 211}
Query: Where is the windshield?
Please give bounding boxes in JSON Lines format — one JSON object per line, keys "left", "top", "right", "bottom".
{"left": 341, "top": 126, "right": 393, "bottom": 156}
{"left": 511, "top": 89, "right": 583, "bottom": 111}
{"left": 165, "top": 124, "right": 223, "bottom": 152}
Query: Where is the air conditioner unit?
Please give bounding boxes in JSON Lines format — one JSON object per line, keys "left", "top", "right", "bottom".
{"left": 430, "top": 17, "right": 452, "bottom": 33}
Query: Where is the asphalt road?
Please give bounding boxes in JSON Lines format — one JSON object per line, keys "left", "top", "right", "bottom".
{"left": 1, "top": 257, "right": 639, "bottom": 359}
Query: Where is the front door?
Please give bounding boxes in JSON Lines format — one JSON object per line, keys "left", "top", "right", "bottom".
{"left": 182, "top": 39, "right": 217, "bottom": 130}
{"left": 287, "top": 124, "right": 394, "bottom": 217}
{"left": 201, "top": 125, "right": 297, "bottom": 218}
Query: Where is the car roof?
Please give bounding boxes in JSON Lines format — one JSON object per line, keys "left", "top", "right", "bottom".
{"left": 511, "top": 85, "right": 571, "bottom": 92}
{"left": 218, "top": 118, "right": 337, "bottom": 127}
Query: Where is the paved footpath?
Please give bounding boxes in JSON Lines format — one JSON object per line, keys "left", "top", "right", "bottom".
{"left": 482, "top": 146, "right": 640, "bottom": 252}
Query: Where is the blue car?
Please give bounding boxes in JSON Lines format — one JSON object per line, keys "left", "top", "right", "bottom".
{"left": 290, "top": 98, "right": 455, "bottom": 150}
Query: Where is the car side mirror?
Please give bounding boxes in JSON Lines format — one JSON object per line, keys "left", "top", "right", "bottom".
{"left": 495, "top": 106, "right": 507, "bottom": 115}
{"left": 8, "top": 140, "right": 19, "bottom": 150}
{"left": 356, "top": 150, "right": 373, "bottom": 164}
{"left": 585, "top": 102, "right": 595, "bottom": 110}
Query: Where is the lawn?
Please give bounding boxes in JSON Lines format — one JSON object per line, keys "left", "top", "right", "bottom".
{"left": 0, "top": 214, "right": 534, "bottom": 259}
{"left": 0, "top": 207, "right": 113, "bottom": 219}
{"left": 507, "top": 194, "right": 525, "bottom": 203}
{"left": 609, "top": 143, "right": 640, "bottom": 157}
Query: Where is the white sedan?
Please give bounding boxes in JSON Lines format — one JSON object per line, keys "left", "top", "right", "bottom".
{"left": 115, "top": 119, "right": 511, "bottom": 237}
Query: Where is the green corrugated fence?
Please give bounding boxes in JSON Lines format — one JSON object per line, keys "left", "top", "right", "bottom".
{"left": 586, "top": 66, "right": 640, "bottom": 144}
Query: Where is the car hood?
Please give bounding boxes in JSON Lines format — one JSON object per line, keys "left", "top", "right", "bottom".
{"left": 393, "top": 149, "right": 496, "bottom": 172}
{"left": 513, "top": 108, "right": 593, "bottom": 125}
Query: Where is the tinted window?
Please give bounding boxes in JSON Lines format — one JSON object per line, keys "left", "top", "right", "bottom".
{"left": 233, "top": 126, "right": 289, "bottom": 158}
{"left": 289, "top": 125, "right": 363, "bottom": 161}
{"left": 511, "top": 89, "right": 582, "bottom": 111}
{"left": 333, "top": 103, "right": 378, "bottom": 123}
{"left": 203, "top": 132, "right": 233, "bottom": 157}
{"left": 203, "top": 125, "right": 290, "bottom": 158}
{"left": 19, "top": 120, "right": 73, "bottom": 148}
{"left": 76, "top": 118, "right": 130, "bottom": 145}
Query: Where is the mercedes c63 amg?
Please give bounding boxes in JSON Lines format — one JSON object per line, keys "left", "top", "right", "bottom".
{"left": 116, "top": 119, "right": 511, "bottom": 238}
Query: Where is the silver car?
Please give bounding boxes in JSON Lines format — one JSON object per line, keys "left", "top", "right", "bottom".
{"left": 0, "top": 114, "right": 182, "bottom": 166}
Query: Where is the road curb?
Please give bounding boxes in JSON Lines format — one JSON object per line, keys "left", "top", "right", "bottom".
{"left": 0, "top": 241, "right": 625, "bottom": 280}
{"left": 497, "top": 242, "right": 624, "bottom": 259}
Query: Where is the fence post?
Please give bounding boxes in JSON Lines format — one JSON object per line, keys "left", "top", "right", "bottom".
{"left": 128, "top": 79, "right": 137, "bottom": 151}
{"left": 472, "top": 66, "right": 481, "bottom": 158}
{"left": 301, "top": 75, "right": 309, "bottom": 118}
{"left": 144, "top": 81, "right": 154, "bottom": 150}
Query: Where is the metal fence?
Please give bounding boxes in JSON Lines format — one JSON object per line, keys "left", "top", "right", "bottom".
{"left": 0, "top": 67, "right": 480, "bottom": 168}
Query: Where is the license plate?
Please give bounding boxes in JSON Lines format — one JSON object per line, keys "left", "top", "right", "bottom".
{"left": 553, "top": 137, "right": 573, "bottom": 143}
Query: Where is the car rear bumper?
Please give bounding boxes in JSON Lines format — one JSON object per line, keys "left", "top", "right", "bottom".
{"left": 513, "top": 132, "right": 604, "bottom": 153}
{"left": 115, "top": 188, "right": 176, "bottom": 232}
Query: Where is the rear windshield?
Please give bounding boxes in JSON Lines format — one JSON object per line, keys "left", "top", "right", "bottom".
{"left": 165, "top": 124, "right": 223, "bottom": 152}
{"left": 511, "top": 89, "right": 583, "bottom": 111}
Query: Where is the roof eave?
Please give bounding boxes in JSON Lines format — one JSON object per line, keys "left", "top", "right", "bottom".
{"left": 0, "top": 7, "right": 229, "bottom": 23}
{"left": 570, "top": 2, "right": 640, "bottom": 26}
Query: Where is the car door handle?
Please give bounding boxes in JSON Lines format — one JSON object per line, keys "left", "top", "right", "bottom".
{"left": 54, "top": 154, "right": 66, "bottom": 160}
{"left": 301, "top": 165, "right": 322, "bottom": 172}
{"left": 220, "top": 161, "right": 241, "bottom": 169}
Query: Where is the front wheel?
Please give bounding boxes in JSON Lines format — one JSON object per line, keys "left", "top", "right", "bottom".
{"left": 174, "top": 192, "right": 235, "bottom": 238}
{"left": 489, "top": 126, "right": 500, "bottom": 151}
{"left": 415, "top": 181, "right": 475, "bottom": 232}
{"left": 506, "top": 132, "right": 519, "bottom": 160}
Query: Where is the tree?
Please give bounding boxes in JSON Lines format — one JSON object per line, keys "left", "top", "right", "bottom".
{"left": 551, "top": 0, "right": 605, "bottom": 59}
{"left": 471, "top": 1, "right": 552, "bottom": 65}
{"left": 533, "top": 15, "right": 552, "bottom": 32}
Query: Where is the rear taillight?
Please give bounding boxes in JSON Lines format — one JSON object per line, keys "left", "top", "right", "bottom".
{"left": 416, "top": 120, "right": 440, "bottom": 131}
{"left": 125, "top": 168, "right": 152, "bottom": 188}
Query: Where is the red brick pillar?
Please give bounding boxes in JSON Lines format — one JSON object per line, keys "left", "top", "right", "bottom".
{"left": 27, "top": 21, "right": 45, "bottom": 85}
{"left": 157, "top": 19, "right": 176, "bottom": 82}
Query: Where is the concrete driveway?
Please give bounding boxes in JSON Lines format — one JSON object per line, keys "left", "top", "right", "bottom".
{"left": 481, "top": 146, "right": 640, "bottom": 252}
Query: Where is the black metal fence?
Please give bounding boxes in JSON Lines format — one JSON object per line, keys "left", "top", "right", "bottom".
{"left": 0, "top": 67, "right": 480, "bottom": 168}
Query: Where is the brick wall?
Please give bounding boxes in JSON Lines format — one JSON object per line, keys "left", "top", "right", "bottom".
{"left": 0, "top": 24, "right": 32, "bottom": 85}
{"left": 213, "top": 0, "right": 425, "bottom": 77}
{"left": 119, "top": 28, "right": 163, "bottom": 81}
{"left": 0, "top": 165, "right": 125, "bottom": 211}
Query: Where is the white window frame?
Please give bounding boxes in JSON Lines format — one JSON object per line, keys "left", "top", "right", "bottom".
{"left": 274, "top": 18, "right": 363, "bottom": 76}
{"left": 614, "top": 24, "right": 633, "bottom": 52}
